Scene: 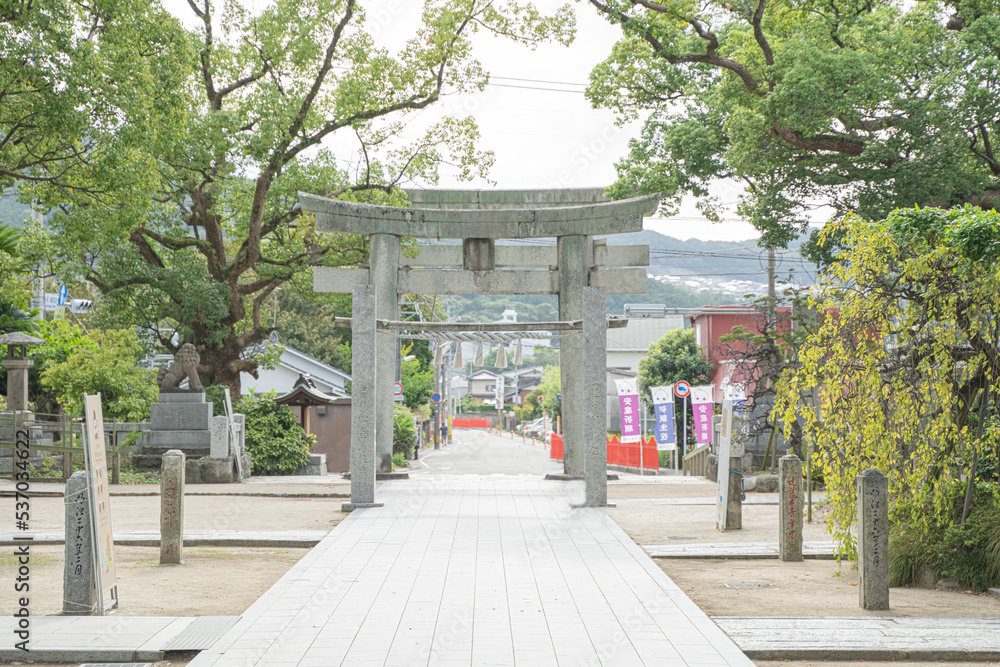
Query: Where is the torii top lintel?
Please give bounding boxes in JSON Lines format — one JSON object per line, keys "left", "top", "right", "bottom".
{"left": 298, "top": 190, "right": 660, "bottom": 239}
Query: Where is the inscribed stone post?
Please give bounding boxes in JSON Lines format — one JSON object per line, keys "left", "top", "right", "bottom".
{"left": 726, "top": 471, "right": 742, "bottom": 530}
{"left": 583, "top": 286, "right": 608, "bottom": 506}
{"left": 345, "top": 285, "right": 381, "bottom": 511}
{"left": 370, "top": 233, "right": 399, "bottom": 474}
{"left": 779, "top": 454, "right": 803, "bottom": 562}
{"left": 63, "top": 471, "right": 96, "bottom": 615}
{"left": 160, "top": 449, "right": 185, "bottom": 565}
{"left": 559, "top": 234, "right": 589, "bottom": 477}
{"left": 858, "top": 468, "right": 890, "bottom": 610}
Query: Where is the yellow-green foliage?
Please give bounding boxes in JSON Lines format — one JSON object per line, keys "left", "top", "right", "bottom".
{"left": 776, "top": 207, "right": 1000, "bottom": 559}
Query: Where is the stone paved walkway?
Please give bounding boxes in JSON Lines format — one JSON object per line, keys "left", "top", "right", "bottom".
{"left": 187, "top": 475, "right": 754, "bottom": 666}
{"left": 714, "top": 616, "right": 1000, "bottom": 660}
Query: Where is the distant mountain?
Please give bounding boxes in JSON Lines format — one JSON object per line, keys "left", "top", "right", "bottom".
{"left": 607, "top": 229, "right": 813, "bottom": 289}
{"left": 0, "top": 189, "right": 29, "bottom": 228}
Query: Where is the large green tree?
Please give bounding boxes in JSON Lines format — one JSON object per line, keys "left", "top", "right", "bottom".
{"left": 585, "top": 0, "right": 1000, "bottom": 249}
{"left": 1, "top": 0, "right": 189, "bottom": 195}
{"left": 637, "top": 328, "right": 713, "bottom": 399}
{"left": 39, "top": 0, "right": 573, "bottom": 395}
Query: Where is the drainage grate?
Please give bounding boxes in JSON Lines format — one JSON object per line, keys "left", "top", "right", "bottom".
{"left": 665, "top": 536, "right": 697, "bottom": 540}
{"left": 80, "top": 664, "right": 153, "bottom": 667}
{"left": 724, "top": 583, "right": 770, "bottom": 589}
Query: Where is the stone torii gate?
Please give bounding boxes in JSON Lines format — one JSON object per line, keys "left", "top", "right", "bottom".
{"left": 301, "top": 188, "right": 656, "bottom": 508}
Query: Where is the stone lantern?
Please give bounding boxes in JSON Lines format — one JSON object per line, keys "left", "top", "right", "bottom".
{"left": 0, "top": 332, "right": 44, "bottom": 412}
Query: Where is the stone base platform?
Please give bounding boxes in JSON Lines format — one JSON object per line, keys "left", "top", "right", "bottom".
{"left": 185, "top": 453, "right": 251, "bottom": 484}
{"left": 296, "top": 453, "right": 327, "bottom": 476}
{"left": 544, "top": 472, "right": 619, "bottom": 481}
{"left": 341, "top": 470, "right": 409, "bottom": 480}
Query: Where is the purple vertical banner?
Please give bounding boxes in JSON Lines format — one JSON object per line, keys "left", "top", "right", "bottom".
{"left": 615, "top": 378, "right": 641, "bottom": 443}
{"left": 690, "top": 384, "right": 715, "bottom": 445}
{"left": 650, "top": 385, "right": 676, "bottom": 451}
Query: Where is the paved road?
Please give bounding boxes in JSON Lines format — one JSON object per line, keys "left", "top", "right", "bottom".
{"left": 413, "top": 428, "right": 564, "bottom": 476}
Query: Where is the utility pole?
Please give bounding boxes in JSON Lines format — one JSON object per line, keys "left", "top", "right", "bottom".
{"left": 30, "top": 203, "right": 45, "bottom": 320}
{"left": 767, "top": 246, "right": 776, "bottom": 301}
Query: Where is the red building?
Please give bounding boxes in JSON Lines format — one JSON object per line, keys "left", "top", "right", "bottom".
{"left": 685, "top": 305, "right": 793, "bottom": 403}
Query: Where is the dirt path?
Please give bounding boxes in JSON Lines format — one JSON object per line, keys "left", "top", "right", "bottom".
{"left": 0, "top": 545, "right": 312, "bottom": 617}
{"left": 606, "top": 480, "right": 1000, "bottom": 619}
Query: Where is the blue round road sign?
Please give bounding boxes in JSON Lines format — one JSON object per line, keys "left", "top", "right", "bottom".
{"left": 431, "top": 393, "right": 442, "bottom": 403}
{"left": 674, "top": 381, "right": 691, "bottom": 398}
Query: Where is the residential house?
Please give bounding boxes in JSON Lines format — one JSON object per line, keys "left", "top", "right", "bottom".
{"left": 684, "top": 305, "right": 792, "bottom": 402}
{"left": 467, "top": 370, "right": 501, "bottom": 404}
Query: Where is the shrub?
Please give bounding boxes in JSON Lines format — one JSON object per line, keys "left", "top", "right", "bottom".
{"left": 393, "top": 405, "right": 416, "bottom": 458}
{"left": 239, "top": 393, "right": 312, "bottom": 475}
{"left": 889, "top": 479, "right": 1000, "bottom": 590}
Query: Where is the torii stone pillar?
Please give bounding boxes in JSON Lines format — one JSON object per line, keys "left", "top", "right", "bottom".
{"left": 582, "top": 286, "right": 609, "bottom": 506}
{"left": 370, "top": 234, "right": 400, "bottom": 474}
{"left": 559, "top": 235, "right": 590, "bottom": 476}
{"left": 343, "top": 285, "right": 381, "bottom": 511}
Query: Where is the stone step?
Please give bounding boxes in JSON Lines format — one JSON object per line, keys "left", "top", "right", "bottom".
{"left": 157, "top": 391, "right": 207, "bottom": 403}
{"left": 296, "top": 453, "right": 327, "bottom": 476}
{"left": 133, "top": 453, "right": 207, "bottom": 472}
{"left": 150, "top": 402, "right": 212, "bottom": 431}
{"left": 142, "top": 430, "right": 212, "bottom": 448}
{"left": 714, "top": 616, "right": 1000, "bottom": 660}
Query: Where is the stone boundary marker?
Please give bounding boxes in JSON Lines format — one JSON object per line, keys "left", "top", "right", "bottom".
{"left": 63, "top": 471, "right": 96, "bottom": 615}
{"left": 779, "top": 454, "right": 804, "bottom": 561}
{"left": 858, "top": 467, "right": 890, "bottom": 610}
{"left": 160, "top": 450, "right": 185, "bottom": 565}
{"left": 715, "top": 616, "right": 1000, "bottom": 660}
{"left": 726, "top": 469, "right": 742, "bottom": 529}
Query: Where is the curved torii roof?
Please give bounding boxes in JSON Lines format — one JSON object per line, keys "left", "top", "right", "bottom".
{"left": 299, "top": 190, "right": 659, "bottom": 239}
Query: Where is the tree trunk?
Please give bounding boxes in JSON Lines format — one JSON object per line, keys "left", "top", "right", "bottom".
{"left": 197, "top": 338, "right": 257, "bottom": 399}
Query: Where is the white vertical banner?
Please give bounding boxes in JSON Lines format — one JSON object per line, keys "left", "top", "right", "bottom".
{"left": 716, "top": 397, "right": 734, "bottom": 531}
{"left": 615, "top": 378, "right": 641, "bottom": 443}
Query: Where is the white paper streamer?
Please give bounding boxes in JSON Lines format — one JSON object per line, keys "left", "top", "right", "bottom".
{"left": 496, "top": 343, "right": 508, "bottom": 369}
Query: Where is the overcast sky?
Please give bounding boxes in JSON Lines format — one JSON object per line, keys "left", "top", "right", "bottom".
{"left": 165, "top": 0, "right": 760, "bottom": 242}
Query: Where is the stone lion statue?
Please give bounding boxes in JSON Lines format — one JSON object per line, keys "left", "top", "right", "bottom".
{"left": 157, "top": 343, "right": 204, "bottom": 392}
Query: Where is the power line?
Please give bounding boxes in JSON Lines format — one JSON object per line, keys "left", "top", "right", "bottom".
{"left": 486, "top": 82, "right": 586, "bottom": 94}
{"left": 491, "top": 75, "right": 588, "bottom": 88}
